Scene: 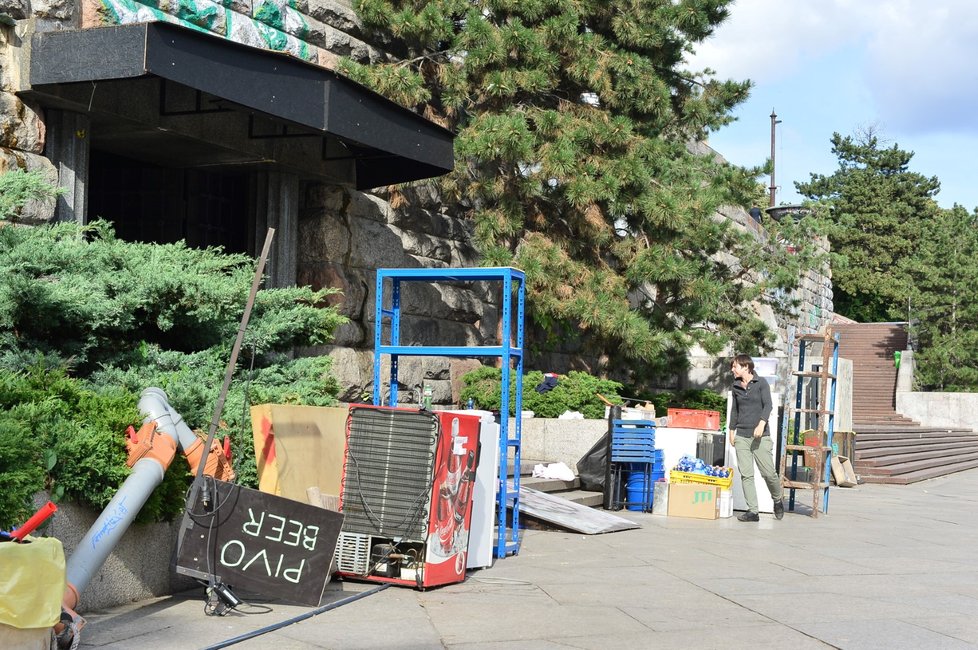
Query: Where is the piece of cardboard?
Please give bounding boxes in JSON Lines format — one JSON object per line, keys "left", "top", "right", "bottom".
{"left": 652, "top": 480, "right": 670, "bottom": 515}
{"left": 831, "top": 455, "right": 858, "bottom": 487}
{"left": 719, "top": 489, "right": 733, "bottom": 518}
{"left": 250, "top": 404, "right": 348, "bottom": 501}
{"left": 667, "top": 483, "right": 719, "bottom": 520}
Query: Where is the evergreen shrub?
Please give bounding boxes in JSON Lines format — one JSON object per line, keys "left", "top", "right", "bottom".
{"left": 459, "top": 366, "right": 625, "bottom": 419}
{"left": 0, "top": 219, "right": 346, "bottom": 527}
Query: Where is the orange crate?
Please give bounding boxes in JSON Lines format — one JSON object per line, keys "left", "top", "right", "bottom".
{"left": 667, "top": 408, "right": 720, "bottom": 430}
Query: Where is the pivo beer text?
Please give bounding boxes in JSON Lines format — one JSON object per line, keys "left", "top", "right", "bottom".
{"left": 219, "top": 507, "right": 320, "bottom": 584}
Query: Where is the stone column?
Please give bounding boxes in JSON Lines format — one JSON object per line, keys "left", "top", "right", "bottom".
{"left": 253, "top": 170, "right": 298, "bottom": 288}
{"left": 44, "top": 109, "right": 90, "bottom": 223}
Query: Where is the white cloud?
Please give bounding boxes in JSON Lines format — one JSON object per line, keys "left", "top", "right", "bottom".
{"left": 686, "top": 0, "right": 868, "bottom": 84}
{"left": 689, "top": 0, "right": 978, "bottom": 134}
{"left": 863, "top": 1, "right": 978, "bottom": 134}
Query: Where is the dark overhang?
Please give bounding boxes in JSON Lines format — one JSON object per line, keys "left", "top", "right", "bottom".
{"left": 25, "top": 22, "right": 454, "bottom": 189}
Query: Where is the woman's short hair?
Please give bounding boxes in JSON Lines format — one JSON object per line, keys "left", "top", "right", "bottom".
{"left": 732, "top": 354, "right": 754, "bottom": 372}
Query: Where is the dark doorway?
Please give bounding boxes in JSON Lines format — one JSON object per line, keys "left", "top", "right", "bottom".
{"left": 88, "top": 150, "right": 251, "bottom": 254}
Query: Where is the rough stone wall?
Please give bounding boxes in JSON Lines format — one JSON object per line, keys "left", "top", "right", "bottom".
{"left": 297, "top": 182, "right": 495, "bottom": 404}
{"left": 0, "top": 22, "right": 57, "bottom": 221}
{"left": 722, "top": 203, "right": 834, "bottom": 355}
{"left": 39, "top": 495, "right": 193, "bottom": 613}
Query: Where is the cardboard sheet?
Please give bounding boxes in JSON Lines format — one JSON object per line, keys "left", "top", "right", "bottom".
{"left": 510, "top": 484, "right": 639, "bottom": 534}
{"left": 251, "top": 404, "right": 348, "bottom": 502}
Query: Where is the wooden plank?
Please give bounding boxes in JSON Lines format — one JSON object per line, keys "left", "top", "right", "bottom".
{"left": 782, "top": 479, "right": 826, "bottom": 490}
{"left": 510, "top": 484, "right": 639, "bottom": 534}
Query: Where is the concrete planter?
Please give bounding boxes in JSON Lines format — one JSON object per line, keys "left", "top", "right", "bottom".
{"left": 519, "top": 418, "right": 607, "bottom": 469}
{"left": 38, "top": 495, "right": 194, "bottom": 613}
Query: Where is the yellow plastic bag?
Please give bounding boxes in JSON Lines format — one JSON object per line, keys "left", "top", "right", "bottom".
{"left": 0, "top": 537, "right": 66, "bottom": 628}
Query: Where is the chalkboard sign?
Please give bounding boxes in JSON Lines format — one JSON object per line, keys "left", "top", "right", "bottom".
{"left": 176, "top": 480, "right": 344, "bottom": 607}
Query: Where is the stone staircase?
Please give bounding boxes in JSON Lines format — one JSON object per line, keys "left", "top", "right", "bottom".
{"left": 835, "top": 322, "right": 978, "bottom": 483}
{"left": 852, "top": 426, "right": 978, "bottom": 484}
{"left": 835, "top": 322, "right": 915, "bottom": 426}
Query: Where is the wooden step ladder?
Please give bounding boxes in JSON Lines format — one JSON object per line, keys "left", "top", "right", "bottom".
{"left": 782, "top": 327, "right": 840, "bottom": 517}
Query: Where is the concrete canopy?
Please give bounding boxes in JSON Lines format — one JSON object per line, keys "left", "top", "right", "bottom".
{"left": 22, "top": 22, "right": 454, "bottom": 189}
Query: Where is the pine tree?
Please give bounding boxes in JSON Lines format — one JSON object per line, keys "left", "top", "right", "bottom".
{"left": 343, "top": 0, "right": 817, "bottom": 376}
{"left": 908, "top": 205, "right": 978, "bottom": 390}
{"left": 796, "top": 129, "right": 940, "bottom": 322}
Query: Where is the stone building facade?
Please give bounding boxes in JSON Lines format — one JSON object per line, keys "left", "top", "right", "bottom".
{"left": 0, "top": 0, "right": 832, "bottom": 403}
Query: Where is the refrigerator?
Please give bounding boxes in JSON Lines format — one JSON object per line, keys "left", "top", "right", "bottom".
{"left": 335, "top": 406, "right": 481, "bottom": 588}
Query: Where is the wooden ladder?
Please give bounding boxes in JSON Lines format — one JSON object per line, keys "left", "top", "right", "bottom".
{"left": 782, "top": 327, "right": 840, "bottom": 517}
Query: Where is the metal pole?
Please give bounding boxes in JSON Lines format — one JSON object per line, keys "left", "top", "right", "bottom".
{"left": 769, "top": 109, "right": 781, "bottom": 207}
{"left": 179, "top": 228, "right": 275, "bottom": 562}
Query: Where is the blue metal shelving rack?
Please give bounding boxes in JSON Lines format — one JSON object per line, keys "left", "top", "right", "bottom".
{"left": 372, "top": 267, "right": 525, "bottom": 559}
{"left": 782, "top": 329, "right": 840, "bottom": 516}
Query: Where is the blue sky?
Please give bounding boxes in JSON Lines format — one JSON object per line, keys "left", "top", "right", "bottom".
{"left": 687, "top": 0, "right": 978, "bottom": 210}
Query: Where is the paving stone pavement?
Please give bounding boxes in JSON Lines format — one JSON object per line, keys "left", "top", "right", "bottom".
{"left": 76, "top": 469, "right": 978, "bottom": 649}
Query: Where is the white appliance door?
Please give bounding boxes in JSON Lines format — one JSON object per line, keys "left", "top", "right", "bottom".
{"left": 451, "top": 411, "right": 498, "bottom": 570}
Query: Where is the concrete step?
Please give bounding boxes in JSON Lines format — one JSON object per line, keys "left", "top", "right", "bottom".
{"left": 845, "top": 379, "right": 978, "bottom": 481}
{"left": 505, "top": 457, "right": 551, "bottom": 478}
{"left": 856, "top": 445, "right": 978, "bottom": 467}
{"left": 859, "top": 457, "right": 978, "bottom": 484}
{"left": 548, "top": 489, "right": 604, "bottom": 507}
{"left": 854, "top": 451, "right": 978, "bottom": 476}
{"left": 853, "top": 414, "right": 909, "bottom": 420}
{"left": 519, "top": 476, "right": 581, "bottom": 492}
{"left": 835, "top": 324, "right": 907, "bottom": 426}
{"left": 856, "top": 428, "right": 977, "bottom": 438}
{"left": 856, "top": 439, "right": 978, "bottom": 457}
{"left": 854, "top": 421, "right": 920, "bottom": 428}
{"left": 512, "top": 460, "right": 603, "bottom": 507}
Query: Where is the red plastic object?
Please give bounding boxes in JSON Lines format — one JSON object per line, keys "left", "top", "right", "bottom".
{"left": 667, "top": 408, "right": 721, "bottom": 430}
{"left": 11, "top": 501, "right": 58, "bottom": 541}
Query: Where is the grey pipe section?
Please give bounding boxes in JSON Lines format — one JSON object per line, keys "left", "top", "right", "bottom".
{"left": 65, "top": 387, "right": 194, "bottom": 596}
{"left": 65, "top": 458, "right": 165, "bottom": 593}
{"left": 138, "top": 387, "right": 199, "bottom": 451}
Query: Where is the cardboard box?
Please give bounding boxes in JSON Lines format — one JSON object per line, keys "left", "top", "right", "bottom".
{"left": 831, "top": 430, "right": 856, "bottom": 459}
{"left": 831, "top": 455, "right": 858, "bottom": 487}
{"left": 667, "top": 483, "right": 719, "bottom": 519}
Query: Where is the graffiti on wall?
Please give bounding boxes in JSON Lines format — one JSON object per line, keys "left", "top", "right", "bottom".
{"left": 82, "top": 0, "right": 375, "bottom": 67}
